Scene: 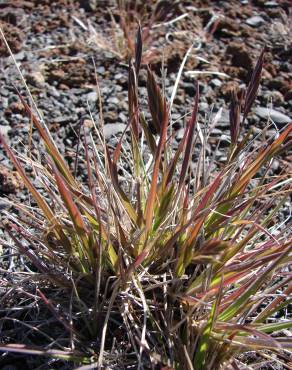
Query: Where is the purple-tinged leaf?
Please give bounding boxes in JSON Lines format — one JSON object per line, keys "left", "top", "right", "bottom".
{"left": 147, "top": 66, "right": 165, "bottom": 135}
{"left": 229, "top": 89, "right": 244, "bottom": 145}
{"left": 243, "top": 47, "right": 265, "bottom": 120}
{"left": 135, "top": 23, "right": 142, "bottom": 74}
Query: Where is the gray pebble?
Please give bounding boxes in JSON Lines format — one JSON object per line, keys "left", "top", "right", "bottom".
{"left": 0, "top": 126, "right": 10, "bottom": 137}
{"left": 118, "top": 112, "right": 127, "bottom": 123}
{"left": 210, "top": 79, "right": 222, "bottom": 88}
{"left": 108, "top": 97, "right": 119, "bottom": 105}
{"left": 199, "top": 102, "right": 209, "bottom": 112}
{"left": 87, "top": 91, "right": 98, "bottom": 103}
{"left": 183, "top": 82, "right": 197, "bottom": 96}
{"left": 254, "top": 107, "right": 291, "bottom": 126}
{"left": 246, "top": 16, "right": 265, "bottom": 27}
{"left": 264, "top": 1, "right": 278, "bottom": 7}
{"left": 103, "top": 123, "right": 126, "bottom": 139}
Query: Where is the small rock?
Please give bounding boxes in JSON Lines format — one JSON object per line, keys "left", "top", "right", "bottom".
{"left": 54, "top": 115, "right": 78, "bottom": 125}
{"left": 59, "top": 83, "right": 70, "bottom": 90}
{"left": 96, "top": 66, "right": 105, "bottom": 75}
{"left": 26, "top": 71, "right": 45, "bottom": 87}
{"left": 209, "top": 128, "right": 223, "bottom": 136}
{"left": 48, "top": 87, "right": 61, "bottom": 98}
{"left": 14, "top": 51, "right": 26, "bottom": 61}
{"left": 173, "top": 95, "right": 184, "bottom": 105}
{"left": 226, "top": 43, "right": 253, "bottom": 71}
{"left": 199, "top": 102, "right": 209, "bottom": 112}
{"left": 176, "top": 128, "right": 185, "bottom": 141}
{"left": 108, "top": 97, "right": 120, "bottom": 105}
{"left": 264, "top": 1, "right": 278, "bottom": 7}
{"left": 1, "top": 89, "right": 9, "bottom": 97}
{"left": 83, "top": 119, "right": 94, "bottom": 129}
{"left": 0, "top": 97, "right": 9, "bottom": 109}
{"left": 87, "top": 91, "right": 97, "bottom": 103}
{"left": 210, "top": 79, "right": 222, "bottom": 88}
{"left": 118, "top": 112, "right": 127, "bottom": 123}
{"left": 79, "top": 0, "right": 97, "bottom": 11}
{"left": 6, "top": 102, "right": 24, "bottom": 114}
{"left": 0, "top": 164, "right": 24, "bottom": 194}
{"left": 263, "top": 91, "right": 284, "bottom": 105}
{"left": 103, "top": 123, "right": 126, "bottom": 139}
{"left": 183, "top": 82, "right": 197, "bottom": 96}
{"left": 0, "top": 126, "right": 10, "bottom": 137}
{"left": 271, "top": 159, "right": 280, "bottom": 173}
{"left": 246, "top": 16, "right": 265, "bottom": 27}
{"left": 104, "top": 111, "right": 118, "bottom": 123}
{"left": 254, "top": 107, "right": 291, "bottom": 126}
{"left": 212, "top": 109, "right": 241, "bottom": 128}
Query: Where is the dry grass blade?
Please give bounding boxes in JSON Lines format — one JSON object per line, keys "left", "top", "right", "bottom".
{"left": 178, "top": 81, "right": 199, "bottom": 190}
{"left": 0, "top": 344, "right": 87, "bottom": 362}
{"left": 144, "top": 103, "right": 168, "bottom": 234}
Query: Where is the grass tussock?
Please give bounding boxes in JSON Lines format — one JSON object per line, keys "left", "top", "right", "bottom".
{"left": 0, "top": 27, "right": 291, "bottom": 370}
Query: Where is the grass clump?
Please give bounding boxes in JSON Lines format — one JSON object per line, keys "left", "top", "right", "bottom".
{"left": 0, "top": 28, "right": 291, "bottom": 370}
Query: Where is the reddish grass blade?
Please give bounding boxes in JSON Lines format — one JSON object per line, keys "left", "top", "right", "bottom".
{"left": 176, "top": 172, "right": 223, "bottom": 275}
{"left": 255, "top": 284, "right": 292, "bottom": 322}
{"left": 193, "top": 171, "right": 223, "bottom": 220}
{"left": 225, "top": 336, "right": 289, "bottom": 351}
{"left": 0, "top": 134, "right": 55, "bottom": 224}
{"left": 231, "top": 123, "right": 292, "bottom": 195}
{"left": 5, "top": 225, "right": 50, "bottom": 276}
{"left": 219, "top": 245, "right": 291, "bottom": 321}
{"left": 215, "top": 323, "right": 281, "bottom": 348}
{"left": 51, "top": 163, "right": 89, "bottom": 237}
{"left": 17, "top": 93, "right": 76, "bottom": 185}
{"left": 0, "top": 135, "right": 74, "bottom": 253}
